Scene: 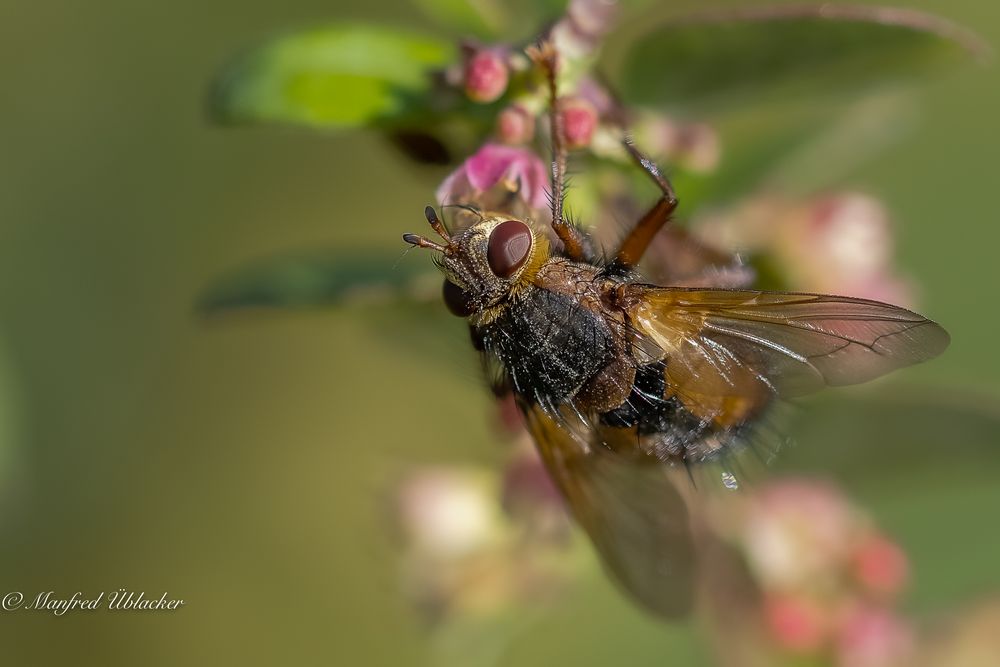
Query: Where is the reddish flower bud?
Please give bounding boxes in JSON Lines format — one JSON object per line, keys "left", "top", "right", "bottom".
{"left": 559, "top": 97, "right": 598, "bottom": 149}
{"left": 764, "top": 594, "right": 829, "bottom": 653}
{"left": 852, "top": 534, "right": 909, "bottom": 598}
{"left": 464, "top": 50, "right": 509, "bottom": 103}
{"left": 497, "top": 104, "right": 535, "bottom": 145}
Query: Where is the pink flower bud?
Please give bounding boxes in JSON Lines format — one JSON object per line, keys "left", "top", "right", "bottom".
{"left": 852, "top": 534, "right": 909, "bottom": 598}
{"left": 560, "top": 97, "right": 598, "bottom": 149}
{"left": 764, "top": 594, "right": 829, "bottom": 653}
{"left": 464, "top": 50, "right": 509, "bottom": 103}
{"left": 497, "top": 104, "right": 535, "bottom": 145}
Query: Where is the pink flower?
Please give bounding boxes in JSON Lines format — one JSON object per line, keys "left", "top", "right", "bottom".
{"left": 464, "top": 49, "right": 509, "bottom": 103}
{"left": 836, "top": 606, "right": 914, "bottom": 667}
{"left": 395, "top": 468, "right": 503, "bottom": 559}
{"left": 764, "top": 594, "right": 830, "bottom": 653}
{"left": 392, "top": 460, "right": 578, "bottom": 622}
{"left": 694, "top": 193, "right": 915, "bottom": 305}
{"left": 778, "top": 194, "right": 914, "bottom": 304}
{"left": 741, "top": 479, "right": 861, "bottom": 592}
{"left": 852, "top": 534, "right": 910, "bottom": 599}
{"left": 436, "top": 143, "right": 549, "bottom": 212}
{"left": 560, "top": 97, "right": 598, "bottom": 149}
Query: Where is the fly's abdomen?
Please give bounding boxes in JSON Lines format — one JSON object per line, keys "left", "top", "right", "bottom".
{"left": 598, "top": 361, "right": 768, "bottom": 463}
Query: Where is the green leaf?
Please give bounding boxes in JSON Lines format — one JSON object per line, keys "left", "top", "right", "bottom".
{"left": 413, "top": 0, "right": 503, "bottom": 39}
{"left": 414, "top": 0, "right": 569, "bottom": 41}
{"left": 672, "top": 89, "right": 917, "bottom": 212}
{"left": 779, "top": 390, "right": 1000, "bottom": 489}
{"left": 605, "top": 5, "right": 987, "bottom": 116}
{"left": 197, "top": 248, "right": 440, "bottom": 315}
{"left": 209, "top": 24, "right": 456, "bottom": 129}
{"left": 196, "top": 248, "right": 472, "bottom": 374}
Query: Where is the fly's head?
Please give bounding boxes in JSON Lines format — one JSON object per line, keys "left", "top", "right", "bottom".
{"left": 403, "top": 206, "right": 550, "bottom": 322}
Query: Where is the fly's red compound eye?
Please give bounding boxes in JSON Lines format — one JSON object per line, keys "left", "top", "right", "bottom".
{"left": 486, "top": 220, "right": 532, "bottom": 278}
{"left": 442, "top": 279, "right": 474, "bottom": 317}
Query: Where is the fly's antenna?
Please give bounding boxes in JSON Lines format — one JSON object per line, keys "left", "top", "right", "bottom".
{"left": 402, "top": 233, "right": 447, "bottom": 252}
{"left": 424, "top": 205, "right": 451, "bottom": 242}
{"left": 403, "top": 205, "right": 452, "bottom": 251}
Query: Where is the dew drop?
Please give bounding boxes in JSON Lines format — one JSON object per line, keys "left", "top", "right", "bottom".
{"left": 721, "top": 471, "right": 739, "bottom": 490}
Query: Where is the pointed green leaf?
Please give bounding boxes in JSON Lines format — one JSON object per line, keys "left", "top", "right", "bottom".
{"left": 197, "top": 248, "right": 439, "bottom": 314}
{"left": 209, "top": 24, "right": 455, "bottom": 128}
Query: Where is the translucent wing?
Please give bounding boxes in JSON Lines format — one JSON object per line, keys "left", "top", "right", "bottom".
{"left": 625, "top": 287, "right": 949, "bottom": 424}
{"left": 521, "top": 401, "right": 696, "bottom": 618}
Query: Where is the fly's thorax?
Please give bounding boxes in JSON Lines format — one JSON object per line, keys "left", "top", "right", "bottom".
{"left": 438, "top": 215, "right": 550, "bottom": 324}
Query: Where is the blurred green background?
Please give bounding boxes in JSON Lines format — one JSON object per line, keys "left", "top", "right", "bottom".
{"left": 0, "top": 0, "right": 997, "bottom": 664}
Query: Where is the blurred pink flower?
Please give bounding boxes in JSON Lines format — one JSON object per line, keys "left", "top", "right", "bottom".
{"left": 741, "top": 479, "right": 861, "bottom": 592}
{"left": 764, "top": 593, "right": 830, "bottom": 653}
{"left": 464, "top": 48, "right": 509, "bottom": 103}
{"left": 395, "top": 467, "right": 503, "bottom": 559}
{"left": 436, "top": 143, "right": 549, "bottom": 212}
{"left": 675, "top": 122, "right": 721, "bottom": 173}
{"left": 550, "top": 0, "right": 619, "bottom": 58}
{"left": 852, "top": 534, "right": 910, "bottom": 599}
{"left": 632, "top": 115, "right": 721, "bottom": 173}
{"left": 705, "top": 477, "right": 920, "bottom": 666}
{"left": 836, "top": 605, "right": 914, "bottom": 667}
{"left": 696, "top": 193, "right": 915, "bottom": 305}
{"left": 781, "top": 194, "right": 913, "bottom": 304}
{"left": 392, "top": 454, "right": 577, "bottom": 622}
{"left": 497, "top": 103, "right": 535, "bottom": 145}
{"left": 560, "top": 97, "right": 598, "bottom": 149}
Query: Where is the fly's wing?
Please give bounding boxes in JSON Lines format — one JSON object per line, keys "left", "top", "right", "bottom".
{"left": 521, "top": 401, "right": 696, "bottom": 618}
{"left": 625, "top": 287, "right": 949, "bottom": 425}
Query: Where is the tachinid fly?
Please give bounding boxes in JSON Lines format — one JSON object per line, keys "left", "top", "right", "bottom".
{"left": 402, "top": 43, "right": 948, "bottom": 618}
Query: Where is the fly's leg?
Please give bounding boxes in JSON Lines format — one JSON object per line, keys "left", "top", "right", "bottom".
{"left": 530, "top": 42, "right": 588, "bottom": 262}
{"left": 612, "top": 139, "right": 679, "bottom": 269}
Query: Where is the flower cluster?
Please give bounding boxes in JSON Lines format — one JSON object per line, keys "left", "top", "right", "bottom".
{"left": 709, "top": 479, "right": 914, "bottom": 667}
{"left": 697, "top": 193, "right": 915, "bottom": 305}
{"left": 392, "top": 436, "right": 576, "bottom": 623}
